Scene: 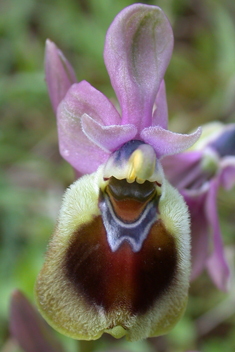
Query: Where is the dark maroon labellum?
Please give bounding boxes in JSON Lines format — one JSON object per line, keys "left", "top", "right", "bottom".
{"left": 64, "top": 178, "right": 177, "bottom": 315}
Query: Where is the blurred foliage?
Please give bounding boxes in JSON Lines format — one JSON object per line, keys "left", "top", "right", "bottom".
{"left": 1, "top": 0, "right": 235, "bottom": 351}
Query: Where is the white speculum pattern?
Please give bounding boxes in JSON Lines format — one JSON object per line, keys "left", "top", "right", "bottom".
{"left": 99, "top": 192, "right": 158, "bottom": 252}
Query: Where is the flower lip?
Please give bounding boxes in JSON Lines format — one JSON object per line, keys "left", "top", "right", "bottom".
{"left": 35, "top": 158, "right": 191, "bottom": 340}
{"left": 64, "top": 211, "right": 178, "bottom": 315}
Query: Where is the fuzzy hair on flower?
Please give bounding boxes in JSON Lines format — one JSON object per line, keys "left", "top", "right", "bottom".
{"left": 162, "top": 122, "right": 235, "bottom": 292}
{"left": 35, "top": 4, "right": 201, "bottom": 341}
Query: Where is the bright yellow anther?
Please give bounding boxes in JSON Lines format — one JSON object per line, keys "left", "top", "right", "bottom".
{"left": 127, "top": 166, "right": 136, "bottom": 183}
{"left": 127, "top": 150, "right": 144, "bottom": 183}
{"left": 132, "top": 150, "right": 144, "bottom": 171}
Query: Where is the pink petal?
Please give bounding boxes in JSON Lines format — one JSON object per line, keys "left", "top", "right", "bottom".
{"left": 206, "top": 179, "right": 230, "bottom": 291}
{"left": 10, "top": 290, "right": 65, "bottom": 352}
{"left": 152, "top": 80, "right": 168, "bottom": 129}
{"left": 81, "top": 114, "right": 137, "bottom": 152}
{"left": 182, "top": 192, "right": 209, "bottom": 281}
{"left": 104, "top": 4, "right": 173, "bottom": 132}
{"left": 57, "top": 81, "right": 121, "bottom": 174}
{"left": 162, "top": 151, "right": 203, "bottom": 188}
{"left": 45, "top": 39, "right": 77, "bottom": 113}
{"left": 220, "top": 158, "right": 235, "bottom": 190}
{"left": 141, "top": 126, "right": 202, "bottom": 159}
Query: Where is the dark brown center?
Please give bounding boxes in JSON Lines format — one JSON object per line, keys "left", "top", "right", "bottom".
{"left": 65, "top": 215, "right": 177, "bottom": 315}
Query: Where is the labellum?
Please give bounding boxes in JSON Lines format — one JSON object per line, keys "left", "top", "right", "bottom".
{"left": 35, "top": 141, "right": 191, "bottom": 341}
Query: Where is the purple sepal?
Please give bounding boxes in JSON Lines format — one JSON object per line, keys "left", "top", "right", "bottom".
{"left": 45, "top": 39, "right": 77, "bottom": 113}
{"left": 104, "top": 4, "right": 173, "bottom": 132}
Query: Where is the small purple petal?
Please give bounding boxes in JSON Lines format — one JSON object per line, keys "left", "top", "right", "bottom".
{"left": 182, "top": 192, "right": 209, "bottom": 280}
{"left": 152, "top": 80, "right": 168, "bottom": 129}
{"left": 205, "top": 179, "right": 230, "bottom": 291}
{"left": 10, "top": 290, "right": 65, "bottom": 352}
{"left": 141, "top": 126, "right": 202, "bottom": 159}
{"left": 45, "top": 39, "right": 77, "bottom": 113}
{"left": 81, "top": 114, "right": 137, "bottom": 152}
{"left": 162, "top": 151, "right": 203, "bottom": 189}
{"left": 57, "top": 81, "right": 122, "bottom": 174}
{"left": 104, "top": 4, "right": 173, "bottom": 132}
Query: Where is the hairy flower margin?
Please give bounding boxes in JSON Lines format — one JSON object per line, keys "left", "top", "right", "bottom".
{"left": 9, "top": 290, "right": 200, "bottom": 352}
{"left": 34, "top": 4, "right": 206, "bottom": 341}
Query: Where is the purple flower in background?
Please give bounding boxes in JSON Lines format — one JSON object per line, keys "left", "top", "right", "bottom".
{"left": 35, "top": 4, "right": 202, "bottom": 341}
{"left": 162, "top": 122, "right": 235, "bottom": 291}
{"left": 10, "top": 290, "right": 65, "bottom": 352}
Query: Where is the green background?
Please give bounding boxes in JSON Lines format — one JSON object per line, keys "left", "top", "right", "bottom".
{"left": 1, "top": 0, "right": 235, "bottom": 351}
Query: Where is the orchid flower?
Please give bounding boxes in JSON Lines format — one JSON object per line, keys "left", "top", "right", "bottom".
{"left": 35, "top": 4, "right": 201, "bottom": 341}
{"left": 162, "top": 122, "right": 235, "bottom": 292}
